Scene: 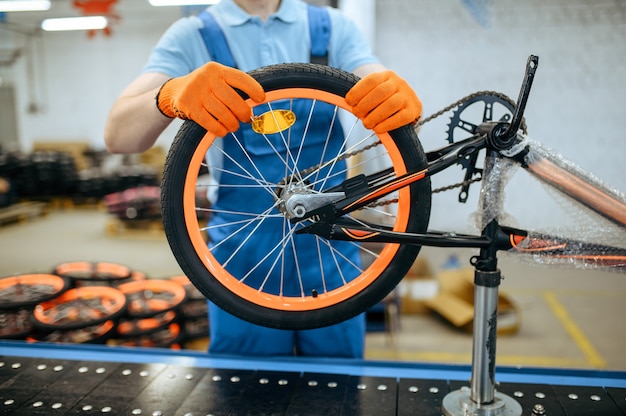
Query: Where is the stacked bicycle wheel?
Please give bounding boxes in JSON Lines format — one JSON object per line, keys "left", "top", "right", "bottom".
{"left": 23, "top": 262, "right": 135, "bottom": 344}
{"left": 52, "top": 261, "right": 136, "bottom": 287}
{"left": 170, "top": 275, "right": 209, "bottom": 341}
{"left": 0, "top": 274, "right": 70, "bottom": 340}
{"left": 29, "top": 285, "right": 128, "bottom": 344}
{"left": 108, "top": 279, "right": 187, "bottom": 348}
{"left": 0, "top": 264, "right": 212, "bottom": 348}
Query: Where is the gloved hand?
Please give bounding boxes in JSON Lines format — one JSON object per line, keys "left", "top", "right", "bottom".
{"left": 156, "top": 61, "right": 266, "bottom": 137}
{"left": 345, "top": 70, "right": 422, "bottom": 133}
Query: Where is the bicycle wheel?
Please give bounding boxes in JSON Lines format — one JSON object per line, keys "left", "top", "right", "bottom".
{"left": 0, "top": 309, "right": 34, "bottom": 339}
{"left": 0, "top": 274, "right": 69, "bottom": 310}
{"left": 161, "top": 63, "right": 431, "bottom": 329}
{"left": 29, "top": 320, "right": 117, "bottom": 344}
{"left": 32, "top": 286, "right": 127, "bottom": 331}
{"left": 116, "top": 310, "right": 178, "bottom": 338}
{"left": 118, "top": 279, "right": 187, "bottom": 319}
{"left": 53, "top": 261, "right": 132, "bottom": 287}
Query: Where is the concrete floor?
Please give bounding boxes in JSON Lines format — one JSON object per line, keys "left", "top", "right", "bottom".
{"left": 1, "top": 206, "right": 625, "bottom": 373}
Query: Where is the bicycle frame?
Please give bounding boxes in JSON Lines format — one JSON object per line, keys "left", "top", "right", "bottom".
{"left": 298, "top": 56, "right": 626, "bottom": 273}
{"left": 299, "top": 135, "right": 626, "bottom": 266}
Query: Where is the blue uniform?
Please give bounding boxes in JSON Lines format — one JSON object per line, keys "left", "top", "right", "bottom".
{"left": 143, "top": 0, "right": 378, "bottom": 75}
{"left": 142, "top": 0, "right": 379, "bottom": 358}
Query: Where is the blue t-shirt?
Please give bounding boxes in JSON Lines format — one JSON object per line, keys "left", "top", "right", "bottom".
{"left": 142, "top": 0, "right": 379, "bottom": 75}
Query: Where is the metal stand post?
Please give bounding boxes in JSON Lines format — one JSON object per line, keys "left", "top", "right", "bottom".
{"left": 442, "top": 221, "right": 522, "bottom": 415}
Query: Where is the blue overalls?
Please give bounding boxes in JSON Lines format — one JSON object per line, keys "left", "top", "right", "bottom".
{"left": 198, "top": 6, "right": 366, "bottom": 358}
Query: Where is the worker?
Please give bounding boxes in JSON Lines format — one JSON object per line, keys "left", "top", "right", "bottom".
{"left": 104, "top": 0, "right": 421, "bottom": 358}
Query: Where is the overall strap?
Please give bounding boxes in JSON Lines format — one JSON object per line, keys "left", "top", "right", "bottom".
{"left": 197, "top": 4, "right": 331, "bottom": 67}
{"left": 307, "top": 4, "right": 330, "bottom": 65}
{"left": 198, "top": 10, "right": 238, "bottom": 68}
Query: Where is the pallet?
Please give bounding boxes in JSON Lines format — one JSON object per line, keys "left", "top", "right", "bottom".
{"left": 0, "top": 201, "right": 49, "bottom": 226}
{"left": 105, "top": 217, "right": 165, "bottom": 238}
{"left": 47, "top": 197, "right": 105, "bottom": 210}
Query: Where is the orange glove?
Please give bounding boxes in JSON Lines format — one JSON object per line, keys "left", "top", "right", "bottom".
{"left": 156, "top": 61, "right": 266, "bottom": 137}
{"left": 345, "top": 70, "right": 422, "bottom": 133}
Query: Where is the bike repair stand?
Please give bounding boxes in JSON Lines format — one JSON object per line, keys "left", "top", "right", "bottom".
{"left": 442, "top": 221, "right": 522, "bottom": 416}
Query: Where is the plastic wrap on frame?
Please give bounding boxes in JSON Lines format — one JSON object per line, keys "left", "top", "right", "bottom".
{"left": 472, "top": 150, "right": 520, "bottom": 231}
{"left": 523, "top": 140, "right": 626, "bottom": 217}
{"left": 509, "top": 229, "right": 626, "bottom": 271}
{"left": 487, "top": 139, "right": 626, "bottom": 272}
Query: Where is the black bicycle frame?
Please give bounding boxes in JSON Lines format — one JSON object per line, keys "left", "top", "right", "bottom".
{"left": 297, "top": 54, "right": 626, "bottom": 272}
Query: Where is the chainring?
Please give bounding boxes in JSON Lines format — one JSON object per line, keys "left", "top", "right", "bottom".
{"left": 446, "top": 93, "right": 517, "bottom": 144}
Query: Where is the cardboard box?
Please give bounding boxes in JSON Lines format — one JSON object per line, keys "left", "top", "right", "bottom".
{"left": 425, "top": 267, "right": 521, "bottom": 335}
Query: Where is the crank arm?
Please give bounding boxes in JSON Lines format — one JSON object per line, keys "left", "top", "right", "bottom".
{"left": 458, "top": 151, "right": 482, "bottom": 203}
{"left": 489, "top": 55, "right": 539, "bottom": 150}
{"left": 508, "top": 55, "right": 538, "bottom": 137}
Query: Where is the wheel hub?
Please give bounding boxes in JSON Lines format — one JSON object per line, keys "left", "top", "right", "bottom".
{"left": 275, "top": 179, "right": 344, "bottom": 221}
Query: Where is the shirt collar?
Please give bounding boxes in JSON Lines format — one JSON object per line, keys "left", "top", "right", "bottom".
{"left": 214, "top": 0, "right": 299, "bottom": 26}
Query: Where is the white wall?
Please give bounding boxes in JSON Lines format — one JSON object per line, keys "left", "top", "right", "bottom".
{"left": 339, "top": 0, "right": 376, "bottom": 48}
{"left": 375, "top": 0, "right": 626, "bottom": 233}
{"left": 3, "top": 2, "right": 184, "bottom": 152}
{"left": 2, "top": 0, "right": 625, "bottom": 232}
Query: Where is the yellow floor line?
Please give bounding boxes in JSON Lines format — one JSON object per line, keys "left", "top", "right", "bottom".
{"left": 543, "top": 291, "right": 607, "bottom": 369}
{"left": 365, "top": 288, "right": 613, "bottom": 369}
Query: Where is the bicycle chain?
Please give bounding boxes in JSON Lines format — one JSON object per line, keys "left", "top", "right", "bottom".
{"left": 416, "top": 90, "right": 523, "bottom": 130}
{"left": 291, "top": 91, "right": 522, "bottom": 206}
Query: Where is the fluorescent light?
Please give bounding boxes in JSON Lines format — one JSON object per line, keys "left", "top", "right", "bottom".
{"left": 0, "top": 0, "right": 50, "bottom": 12}
{"left": 148, "top": 0, "right": 220, "bottom": 6}
{"left": 41, "top": 16, "right": 108, "bottom": 32}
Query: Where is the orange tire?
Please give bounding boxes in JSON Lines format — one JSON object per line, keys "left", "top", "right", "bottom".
{"left": 161, "top": 63, "right": 431, "bottom": 329}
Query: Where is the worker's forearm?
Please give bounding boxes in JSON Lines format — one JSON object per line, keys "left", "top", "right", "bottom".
{"left": 104, "top": 87, "right": 173, "bottom": 154}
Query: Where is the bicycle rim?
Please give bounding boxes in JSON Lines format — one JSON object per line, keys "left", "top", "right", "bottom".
{"left": 0, "top": 274, "right": 69, "bottom": 310}
{"left": 162, "top": 63, "right": 431, "bottom": 329}
{"left": 32, "top": 286, "right": 127, "bottom": 331}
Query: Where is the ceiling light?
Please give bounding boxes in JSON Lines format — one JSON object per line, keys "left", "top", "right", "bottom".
{"left": 0, "top": 0, "right": 50, "bottom": 12}
{"left": 41, "top": 16, "right": 108, "bottom": 32}
{"left": 148, "top": 0, "right": 220, "bottom": 6}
